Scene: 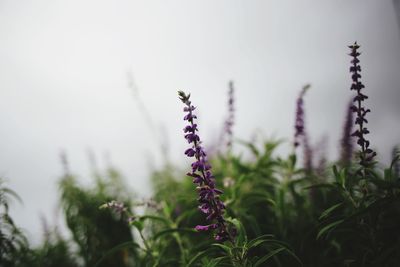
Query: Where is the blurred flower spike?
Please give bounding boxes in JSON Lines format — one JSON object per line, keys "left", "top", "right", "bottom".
{"left": 294, "top": 84, "right": 310, "bottom": 148}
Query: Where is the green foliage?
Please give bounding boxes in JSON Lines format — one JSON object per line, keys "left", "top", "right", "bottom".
{"left": 15, "top": 227, "right": 79, "bottom": 267}
{"left": 3, "top": 139, "right": 400, "bottom": 267}
{"left": 0, "top": 179, "right": 29, "bottom": 267}
{"left": 141, "top": 139, "right": 400, "bottom": 266}
{"left": 59, "top": 168, "right": 136, "bottom": 267}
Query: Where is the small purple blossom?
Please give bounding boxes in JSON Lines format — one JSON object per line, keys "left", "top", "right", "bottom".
{"left": 195, "top": 224, "right": 218, "bottom": 231}
{"left": 178, "top": 91, "right": 233, "bottom": 242}
{"left": 348, "top": 42, "right": 376, "bottom": 167}
{"left": 106, "top": 200, "right": 127, "bottom": 214}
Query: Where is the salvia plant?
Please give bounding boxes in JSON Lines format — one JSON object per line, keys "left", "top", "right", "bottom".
{"left": 349, "top": 42, "right": 377, "bottom": 168}
{"left": 178, "top": 90, "right": 233, "bottom": 242}
{"left": 2, "top": 43, "right": 400, "bottom": 267}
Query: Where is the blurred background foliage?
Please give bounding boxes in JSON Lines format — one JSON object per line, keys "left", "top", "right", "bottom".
{"left": 1, "top": 164, "right": 137, "bottom": 267}
{"left": 2, "top": 136, "right": 399, "bottom": 266}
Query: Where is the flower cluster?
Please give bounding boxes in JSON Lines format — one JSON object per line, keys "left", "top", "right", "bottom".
{"left": 100, "top": 200, "right": 136, "bottom": 223}
{"left": 105, "top": 200, "right": 127, "bottom": 214}
{"left": 348, "top": 42, "right": 376, "bottom": 167}
{"left": 178, "top": 91, "right": 232, "bottom": 242}
{"left": 294, "top": 84, "right": 310, "bottom": 148}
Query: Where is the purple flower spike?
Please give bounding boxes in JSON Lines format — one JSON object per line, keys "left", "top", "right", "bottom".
{"left": 348, "top": 42, "right": 376, "bottom": 167}
{"left": 294, "top": 84, "right": 310, "bottom": 148}
{"left": 223, "top": 81, "right": 235, "bottom": 150}
{"left": 178, "top": 91, "right": 233, "bottom": 242}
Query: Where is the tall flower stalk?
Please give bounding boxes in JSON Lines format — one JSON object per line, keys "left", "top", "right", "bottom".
{"left": 223, "top": 81, "right": 235, "bottom": 151}
{"left": 293, "top": 84, "right": 310, "bottom": 149}
{"left": 349, "top": 42, "right": 376, "bottom": 168}
{"left": 178, "top": 91, "right": 232, "bottom": 242}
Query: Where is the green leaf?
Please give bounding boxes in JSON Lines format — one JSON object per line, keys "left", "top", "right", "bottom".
{"left": 226, "top": 218, "right": 247, "bottom": 246}
{"left": 241, "top": 213, "right": 262, "bottom": 236}
{"left": 289, "top": 153, "right": 297, "bottom": 169}
{"left": 212, "top": 243, "right": 232, "bottom": 255}
{"left": 153, "top": 228, "right": 196, "bottom": 241}
{"left": 241, "top": 192, "right": 276, "bottom": 207}
{"left": 319, "top": 203, "right": 343, "bottom": 220}
{"left": 254, "top": 247, "right": 286, "bottom": 267}
{"left": 139, "top": 215, "right": 169, "bottom": 225}
{"left": 247, "top": 234, "right": 275, "bottom": 249}
{"left": 317, "top": 219, "right": 344, "bottom": 240}
{"left": 187, "top": 250, "right": 212, "bottom": 267}
{"left": 130, "top": 220, "right": 144, "bottom": 231}
{"left": 238, "top": 139, "right": 260, "bottom": 157}
{"left": 1, "top": 187, "right": 23, "bottom": 204}
{"left": 94, "top": 241, "right": 140, "bottom": 267}
{"left": 332, "top": 165, "right": 339, "bottom": 179}
{"left": 162, "top": 201, "right": 172, "bottom": 216}
{"left": 204, "top": 256, "right": 229, "bottom": 267}
{"left": 390, "top": 154, "right": 400, "bottom": 171}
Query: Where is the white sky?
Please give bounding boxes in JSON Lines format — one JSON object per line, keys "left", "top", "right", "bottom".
{"left": 0, "top": 0, "right": 399, "bottom": 244}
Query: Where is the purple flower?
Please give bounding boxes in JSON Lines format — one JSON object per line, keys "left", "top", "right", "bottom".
{"left": 106, "top": 200, "right": 127, "bottom": 214}
{"left": 348, "top": 42, "right": 376, "bottom": 167}
{"left": 178, "top": 91, "right": 233, "bottom": 242}
{"left": 195, "top": 224, "right": 218, "bottom": 231}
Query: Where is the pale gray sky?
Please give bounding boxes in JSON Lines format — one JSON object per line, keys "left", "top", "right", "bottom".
{"left": 0, "top": 0, "right": 399, "bottom": 244}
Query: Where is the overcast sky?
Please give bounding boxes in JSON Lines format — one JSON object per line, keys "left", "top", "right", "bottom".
{"left": 0, "top": 0, "right": 399, "bottom": 244}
